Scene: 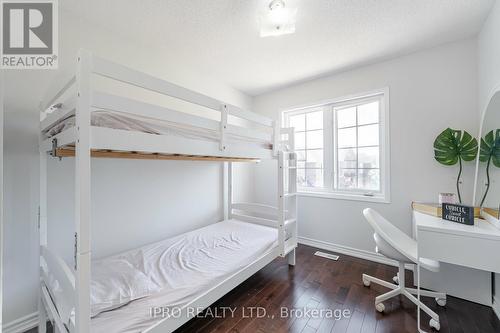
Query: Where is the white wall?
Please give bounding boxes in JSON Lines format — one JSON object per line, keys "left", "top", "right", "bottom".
{"left": 252, "top": 39, "right": 479, "bottom": 254}
{"left": 3, "top": 110, "right": 41, "bottom": 327}
{"left": 2, "top": 8, "right": 252, "bottom": 327}
{"left": 477, "top": 0, "right": 500, "bottom": 312}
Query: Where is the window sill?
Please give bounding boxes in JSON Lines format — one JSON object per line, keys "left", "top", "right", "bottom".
{"left": 296, "top": 190, "right": 391, "bottom": 204}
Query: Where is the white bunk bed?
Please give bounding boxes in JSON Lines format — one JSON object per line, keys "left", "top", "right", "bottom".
{"left": 38, "top": 49, "right": 298, "bottom": 333}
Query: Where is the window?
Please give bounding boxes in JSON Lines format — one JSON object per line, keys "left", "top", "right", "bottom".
{"left": 283, "top": 89, "right": 390, "bottom": 203}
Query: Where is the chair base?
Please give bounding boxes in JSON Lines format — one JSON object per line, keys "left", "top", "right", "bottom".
{"left": 362, "top": 263, "right": 446, "bottom": 331}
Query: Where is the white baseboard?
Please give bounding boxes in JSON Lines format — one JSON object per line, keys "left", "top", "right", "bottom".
{"left": 298, "top": 236, "right": 400, "bottom": 267}
{"left": 3, "top": 312, "right": 38, "bottom": 333}
{"left": 493, "top": 295, "right": 500, "bottom": 321}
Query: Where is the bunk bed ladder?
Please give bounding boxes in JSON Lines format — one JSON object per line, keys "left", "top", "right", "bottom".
{"left": 287, "top": 150, "right": 298, "bottom": 266}
{"left": 74, "top": 48, "right": 92, "bottom": 333}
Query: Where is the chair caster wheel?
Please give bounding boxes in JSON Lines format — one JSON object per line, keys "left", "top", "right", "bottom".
{"left": 436, "top": 297, "right": 446, "bottom": 306}
{"left": 363, "top": 278, "right": 370, "bottom": 287}
{"left": 375, "top": 303, "right": 385, "bottom": 313}
{"left": 393, "top": 275, "right": 399, "bottom": 284}
{"left": 429, "top": 318, "right": 440, "bottom": 331}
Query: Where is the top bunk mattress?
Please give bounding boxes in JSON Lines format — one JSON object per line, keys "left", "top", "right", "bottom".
{"left": 45, "top": 110, "right": 273, "bottom": 150}
{"left": 63, "top": 220, "right": 278, "bottom": 333}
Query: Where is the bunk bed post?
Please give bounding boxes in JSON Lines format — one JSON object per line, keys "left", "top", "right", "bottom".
{"left": 290, "top": 128, "right": 297, "bottom": 266}
{"left": 278, "top": 151, "right": 285, "bottom": 257}
{"left": 287, "top": 250, "right": 296, "bottom": 266}
{"left": 74, "top": 49, "right": 92, "bottom": 333}
{"left": 287, "top": 150, "right": 297, "bottom": 266}
{"left": 223, "top": 162, "right": 233, "bottom": 220}
{"left": 38, "top": 132, "right": 48, "bottom": 332}
{"left": 283, "top": 128, "right": 297, "bottom": 266}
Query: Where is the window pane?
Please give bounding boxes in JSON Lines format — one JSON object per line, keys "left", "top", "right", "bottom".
{"left": 289, "top": 114, "right": 305, "bottom": 132}
{"left": 337, "top": 127, "right": 356, "bottom": 148}
{"left": 306, "top": 111, "right": 323, "bottom": 130}
{"left": 296, "top": 150, "right": 306, "bottom": 161}
{"left": 297, "top": 161, "right": 306, "bottom": 169}
{"left": 358, "top": 169, "right": 380, "bottom": 191}
{"left": 338, "top": 169, "right": 357, "bottom": 189}
{"left": 358, "top": 101, "right": 379, "bottom": 125}
{"left": 338, "top": 148, "right": 357, "bottom": 169}
{"left": 295, "top": 132, "right": 306, "bottom": 149}
{"left": 306, "top": 130, "right": 323, "bottom": 149}
{"left": 337, "top": 107, "right": 356, "bottom": 128}
{"left": 358, "top": 146, "right": 379, "bottom": 168}
{"left": 297, "top": 168, "right": 306, "bottom": 187}
{"left": 306, "top": 149, "right": 323, "bottom": 168}
{"left": 305, "top": 168, "right": 323, "bottom": 187}
{"left": 358, "top": 124, "right": 379, "bottom": 147}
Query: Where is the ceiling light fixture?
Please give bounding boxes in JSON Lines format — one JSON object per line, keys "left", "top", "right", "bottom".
{"left": 259, "top": 0, "right": 297, "bottom": 37}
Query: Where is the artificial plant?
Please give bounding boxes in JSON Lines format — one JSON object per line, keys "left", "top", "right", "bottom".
{"left": 479, "top": 129, "right": 500, "bottom": 207}
{"left": 433, "top": 128, "right": 478, "bottom": 203}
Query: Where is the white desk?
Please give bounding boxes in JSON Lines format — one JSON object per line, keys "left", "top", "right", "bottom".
{"left": 414, "top": 211, "right": 500, "bottom": 331}
{"left": 415, "top": 211, "right": 500, "bottom": 273}
{"left": 413, "top": 211, "right": 498, "bottom": 305}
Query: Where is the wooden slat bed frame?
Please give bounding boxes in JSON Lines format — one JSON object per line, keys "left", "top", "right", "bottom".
{"left": 54, "top": 148, "right": 260, "bottom": 162}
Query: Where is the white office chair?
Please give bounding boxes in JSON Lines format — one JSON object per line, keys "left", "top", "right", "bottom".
{"left": 362, "top": 208, "right": 446, "bottom": 331}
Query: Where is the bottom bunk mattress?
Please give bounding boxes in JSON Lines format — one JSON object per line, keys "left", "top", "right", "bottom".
{"left": 61, "top": 219, "right": 279, "bottom": 333}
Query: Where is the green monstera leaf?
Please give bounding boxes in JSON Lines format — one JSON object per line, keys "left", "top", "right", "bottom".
{"left": 433, "top": 128, "right": 478, "bottom": 203}
{"left": 479, "top": 129, "right": 500, "bottom": 206}
{"left": 479, "top": 129, "right": 500, "bottom": 167}
{"left": 434, "top": 128, "right": 478, "bottom": 165}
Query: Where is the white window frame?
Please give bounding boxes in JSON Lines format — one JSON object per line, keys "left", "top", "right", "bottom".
{"left": 282, "top": 88, "right": 391, "bottom": 203}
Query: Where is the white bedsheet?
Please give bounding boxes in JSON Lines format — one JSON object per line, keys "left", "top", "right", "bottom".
{"left": 45, "top": 110, "right": 273, "bottom": 150}
{"left": 76, "top": 220, "right": 278, "bottom": 333}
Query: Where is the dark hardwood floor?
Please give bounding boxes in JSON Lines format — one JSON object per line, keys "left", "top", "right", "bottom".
{"left": 29, "top": 244, "right": 500, "bottom": 333}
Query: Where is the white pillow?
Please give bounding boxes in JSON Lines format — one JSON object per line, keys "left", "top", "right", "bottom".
{"left": 91, "top": 258, "right": 160, "bottom": 317}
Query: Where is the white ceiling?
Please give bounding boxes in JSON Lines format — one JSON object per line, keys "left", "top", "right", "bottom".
{"left": 59, "top": 0, "right": 495, "bottom": 96}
